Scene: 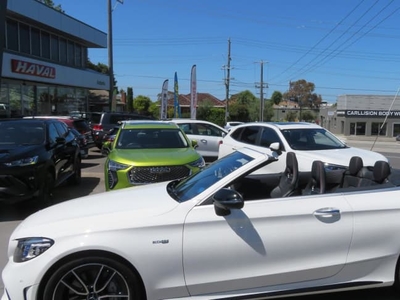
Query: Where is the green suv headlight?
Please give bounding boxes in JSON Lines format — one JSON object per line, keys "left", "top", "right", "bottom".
{"left": 189, "top": 157, "right": 205, "bottom": 168}
{"left": 14, "top": 237, "right": 54, "bottom": 262}
{"left": 108, "top": 160, "right": 130, "bottom": 171}
{"left": 5, "top": 156, "right": 38, "bottom": 167}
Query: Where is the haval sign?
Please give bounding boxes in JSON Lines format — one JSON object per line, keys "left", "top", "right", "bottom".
{"left": 11, "top": 59, "right": 56, "bottom": 79}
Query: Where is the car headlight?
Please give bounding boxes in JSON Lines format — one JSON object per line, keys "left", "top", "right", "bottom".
{"left": 5, "top": 156, "right": 38, "bottom": 167}
{"left": 189, "top": 157, "right": 205, "bottom": 168}
{"left": 108, "top": 159, "right": 130, "bottom": 171}
{"left": 14, "top": 237, "right": 54, "bottom": 262}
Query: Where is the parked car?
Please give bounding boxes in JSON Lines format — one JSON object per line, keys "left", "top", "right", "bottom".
{"left": 104, "top": 120, "right": 205, "bottom": 191}
{"left": 89, "top": 112, "right": 156, "bottom": 149}
{"left": 171, "top": 118, "right": 228, "bottom": 162}
{"left": 69, "top": 127, "right": 90, "bottom": 159}
{"left": 100, "top": 125, "right": 120, "bottom": 156}
{"left": 0, "top": 118, "right": 81, "bottom": 206}
{"left": 224, "top": 121, "right": 244, "bottom": 130}
{"left": 4, "top": 146, "right": 400, "bottom": 300}
{"left": 218, "top": 122, "right": 388, "bottom": 174}
{"left": 24, "top": 116, "right": 95, "bottom": 151}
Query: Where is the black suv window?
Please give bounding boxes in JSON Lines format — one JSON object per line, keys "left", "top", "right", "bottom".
{"left": 54, "top": 121, "right": 68, "bottom": 138}
{"left": 48, "top": 123, "right": 60, "bottom": 144}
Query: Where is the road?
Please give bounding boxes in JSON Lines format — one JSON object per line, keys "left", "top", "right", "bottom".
{"left": 1, "top": 142, "right": 400, "bottom": 299}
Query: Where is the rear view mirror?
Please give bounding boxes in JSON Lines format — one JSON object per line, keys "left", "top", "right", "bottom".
{"left": 191, "top": 140, "right": 198, "bottom": 149}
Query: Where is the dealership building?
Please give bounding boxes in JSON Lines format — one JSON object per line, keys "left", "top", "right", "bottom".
{"left": 1, "top": 0, "right": 109, "bottom": 118}
{"left": 319, "top": 94, "right": 400, "bottom": 137}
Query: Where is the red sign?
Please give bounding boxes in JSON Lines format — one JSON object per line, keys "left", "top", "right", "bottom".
{"left": 11, "top": 59, "right": 56, "bottom": 79}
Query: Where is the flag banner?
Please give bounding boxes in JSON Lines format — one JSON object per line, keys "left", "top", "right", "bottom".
{"left": 160, "top": 79, "right": 168, "bottom": 119}
{"left": 190, "top": 65, "right": 197, "bottom": 119}
{"left": 173, "top": 72, "right": 181, "bottom": 118}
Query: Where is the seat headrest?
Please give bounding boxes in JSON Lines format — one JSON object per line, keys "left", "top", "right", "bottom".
{"left": 373, "top": 160, "right": 391, "bottom": 184}
{"left": 349, "top": 156, "right": 363, "bottom": 176}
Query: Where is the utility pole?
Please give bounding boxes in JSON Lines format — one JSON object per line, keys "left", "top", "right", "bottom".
{"left": 0, "top": 0, "right": 7, "bottom": 87}
{"left": 107, "top": 0, "right": 124, "bottom": 112}
{"left": 255, "top": 60, "right": 268, "bottom": 122}
{"left": 223, "top": 38, "right": 231, "bottom": 124}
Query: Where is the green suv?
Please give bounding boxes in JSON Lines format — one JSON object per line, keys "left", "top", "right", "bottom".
{"left": 104, "top": 121, "right": 205, "bottom": 191}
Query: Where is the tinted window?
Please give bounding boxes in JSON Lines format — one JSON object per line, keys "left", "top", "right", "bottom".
{"left": 54, "top": 121, "right": 68, "bottom": 138}
{"left": 236, "top": 126, "right": 259, "bottom": 145}
{"left": 48, "top": 123, "right": 59, "bottom": 144}
{"left": 281, "top": 128, "right": 346, "bottom": 150}
{"left": 31, "top": 27, "right": 40, "bottom": 56}
{"left": 259, "top": 127, "right": 281, "bottom": 148}
{"left": 72, "top": 120, "right": 91, "bottom": 133}
{"left": 19, "top": 23, "right": 30, "bottom": 54}
{"left": 6, "top": 19, "right": 18, "bottom": 51}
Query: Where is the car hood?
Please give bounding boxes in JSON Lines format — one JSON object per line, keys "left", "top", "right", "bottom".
{"left": 109, "top": 148, "right": 200, "bottom": 165}
{"left": 11, "top": 182, "right": 179, "bottom": 239}
{"left": 0, "top": 144, "right": 41, "bottom": 162}
{"left": 295, "top": 146, "right": 387, "bottom": 168}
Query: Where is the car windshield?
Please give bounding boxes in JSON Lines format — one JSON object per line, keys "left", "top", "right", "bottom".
{"left": 281, "top": 128, "right": 347, "bottom": 150}
{"left": 0, "top": 121, "right": 45, "bottom": 145}
{"left": 115, "top": 128, "right": 189, "bottom": 149}
{"left": 169, "top": 151, "right": 254, "bottom": 202}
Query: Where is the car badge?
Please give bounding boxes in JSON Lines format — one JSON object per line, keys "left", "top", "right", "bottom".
{"left": 149, "top": 167, "right": 171, "bottom": 174}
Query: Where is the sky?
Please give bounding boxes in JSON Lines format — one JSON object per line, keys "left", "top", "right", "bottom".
{"left": 55, "top": 0, "right": 400, "bottom": 104}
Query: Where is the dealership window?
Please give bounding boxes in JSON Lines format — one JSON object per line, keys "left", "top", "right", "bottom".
{"left": 371, "top": 122, "right": 387, "bottom": 136}
{"left": 41, "top": 31, "right": 50, "bottom": 59}
{"left": 19, "top": 23, "right": 30, "bottom": 54}
{"left": 6, "top": 19, "right": 18, "bottom": 51}
{"left": 59, "top": 38, "right": 67, "bottom": 64}
{"left": 0, "top": 84, "right": 9, "bottom": 118}
{"left": 50, "top": 35, "right": 59, "bottom": 61}
{"left": 67, "top": 41, "right": 75, "bottom": 66}
{"left": 75, "top": 44, "right": 82, "bottom": 67}
{"left": 31, "top": 27, "right": 41, "bottom": 56}
{"left": 350, "top": 122, "right": 366, "bottom": 135}
{"left": 22, "top": 85, "right": 35, "bottom": 116}
{"left": 393, "top": 124, "right": 400, "bottom": 137}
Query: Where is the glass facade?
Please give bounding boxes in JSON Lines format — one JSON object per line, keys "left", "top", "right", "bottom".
{"left": 0, "top": 82, "right": 89, "bottom": 117}
{"left": 5, "top": 18, "right": 87, "bottom": 68}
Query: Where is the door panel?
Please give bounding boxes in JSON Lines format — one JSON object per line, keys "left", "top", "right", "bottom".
{"left": 183, "top": 194, "right": 353, "bottom": 295}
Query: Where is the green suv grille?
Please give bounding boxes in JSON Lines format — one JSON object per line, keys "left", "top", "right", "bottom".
{"left": 128, "top": 166, "right": 191, "bottom": 184}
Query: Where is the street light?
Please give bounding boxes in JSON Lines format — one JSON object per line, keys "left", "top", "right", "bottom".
{"left": 108, "top": 0, "right": 124, "bottom": 112}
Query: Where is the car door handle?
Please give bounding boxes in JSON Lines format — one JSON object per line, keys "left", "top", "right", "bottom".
{"left": 200, "top": 139, "right": 207, "bottom": 143}
{"left": 314, "top": 208, "right": 340, "bottom": 217}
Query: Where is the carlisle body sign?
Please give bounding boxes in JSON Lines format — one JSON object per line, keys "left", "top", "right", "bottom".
{"left": 11, "top": 59, "right": 56, "bottom": 79}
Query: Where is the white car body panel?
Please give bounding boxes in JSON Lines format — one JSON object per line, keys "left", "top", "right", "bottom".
{"left": 171, "top": 119, "right": 227, "bottom": 161}
{"left": 3, "top": 146, "right": 400, "bottom": 300}
{"left": 218, "top": 122, "right": 388, "bottom": 174}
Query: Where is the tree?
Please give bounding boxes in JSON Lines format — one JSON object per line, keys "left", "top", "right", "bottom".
{"left": 133, "top": 95, "right": 151, "bottom": 115}
{"left": 126, "top": 87, "right": 133, "bottom": 113}
{"left": 263, "top": 100, "right": 275, "bottom": 121}
{"left": 285, "top": 111, "right": 298, "bottom": 122}
{"left": 40, "top": 0, "right": 64, "bottom": 13}
{"left": 300, "top": 110, "right": 316, "bottom": 122}
{"left": 271, "top": 91, "right": 283, "bottom": 105}
{"left": 229, "top": 90, "right": 258, "bottom": 122}
{"left": 283, "top": 79, "right": 322, "bottom": 109}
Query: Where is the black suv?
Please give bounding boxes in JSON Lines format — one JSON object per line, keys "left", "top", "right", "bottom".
{"left": 0, "top": 118, "right": 82, "bottom": 206}
{"left": 89, "top": 112, "right": 155, "bottom": 148}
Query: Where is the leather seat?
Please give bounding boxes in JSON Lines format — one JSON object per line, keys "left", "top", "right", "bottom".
{"left": 341, "top": 156, "right": 364, "bottom": 188}
{"left": 302, "top": 160, "right": 326, "bottom": 195}
{"left": 270, "top": 152, "right": 299, "bottom": 198}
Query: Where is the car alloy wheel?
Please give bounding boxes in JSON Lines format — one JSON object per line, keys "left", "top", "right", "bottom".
{"left": 42, "top": 256, "right": 142, "bottom": 300}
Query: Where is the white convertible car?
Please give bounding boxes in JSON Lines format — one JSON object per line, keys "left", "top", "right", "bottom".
{"left": 2, "top": 147, "right": 400, "bottom": 300}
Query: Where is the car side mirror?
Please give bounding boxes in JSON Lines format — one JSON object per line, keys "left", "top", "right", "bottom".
{"left": 212, "top": 188, "right": 244, "bottom": 216}
{"left": 191, "top": 140, "right": 198, "bottom": 149}
{"left": 269, "top": 142, "right": 282, "bottom": 157}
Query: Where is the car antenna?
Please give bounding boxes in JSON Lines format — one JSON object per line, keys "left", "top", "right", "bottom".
{"left": 370, "top": 86, "right": 400, "bottom": 151}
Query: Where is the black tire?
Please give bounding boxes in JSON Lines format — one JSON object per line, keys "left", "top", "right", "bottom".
{"left": 37, "top": 172, "right": 54, "bottom": 207}
{"left": 394, "top": 257, "right": 400, "bottom": 292}
{"left": 42, "top": 256, "right": 143, "bottom": 300}
{"left": 68, "top": 157, "right": 81, "bottom": 185}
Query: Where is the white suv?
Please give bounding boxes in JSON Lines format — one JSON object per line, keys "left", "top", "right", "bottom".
{"left": 171, "top": 119, "right": 227, "bottom": 162}
{"left": 218, "top": 122, "right": 388, "bottom": 174}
